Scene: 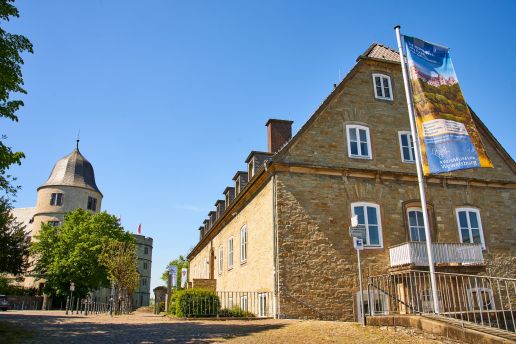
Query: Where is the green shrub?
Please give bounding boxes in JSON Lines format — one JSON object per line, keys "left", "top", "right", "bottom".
{"left": 174, "top": 289, "right": 220, "bottom": 317}
{"left": 219, "top": 305, "right": 255, "bottom": 318}
{"left": 0, "top": 276, "right": 37, "bottom": 296}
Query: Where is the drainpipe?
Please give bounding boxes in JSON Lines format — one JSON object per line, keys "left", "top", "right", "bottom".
{"left": 267, "top": 161, "right": 280, "bottom": 319}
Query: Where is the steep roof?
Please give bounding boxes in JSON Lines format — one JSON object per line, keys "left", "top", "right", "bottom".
{"left": 39, "top": 148, "right": 102, "bottom": 194}
{"left": 358, "top": 43, "right": 400, "bottom": 63}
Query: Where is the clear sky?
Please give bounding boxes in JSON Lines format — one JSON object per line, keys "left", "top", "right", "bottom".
{"left": 4, "top": 0, "right": 515, "bottom": 293}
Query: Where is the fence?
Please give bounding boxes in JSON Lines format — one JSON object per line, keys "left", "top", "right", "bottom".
{"left": 174, "top": 291, "right": 273, "bottom": 318}
{"left": 366, "top": 270, "right": 516, "bottom": 334}
{"left": 64, "top": 296, "right": 130, "bottom": 316}
{"left": 7, "top": 295, "right": 44, "bottom": 311}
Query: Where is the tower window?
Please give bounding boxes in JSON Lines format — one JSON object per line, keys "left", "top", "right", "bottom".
{"left": 50, "top": 193, "right": 63, "bottom": 206}
{"left": 144, "top": 247, "right": 149, "bottom": 255}
{"left": 47, "top": 221, "right": 60, "bottom": 227}
{"left": 87, "top": 196, "right": 97, "bottom": 211}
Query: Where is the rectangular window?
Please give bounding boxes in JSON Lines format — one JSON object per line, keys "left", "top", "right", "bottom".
{"left": 398, "top": 132, "right": 415, "bottom": 163}
{"left": 240, "top": 295, "right": 248, "bottom": 311}
{"left": 346, "top": 125, "right": 372, "bottom": 159}
{"left": 218, "top": 246, "right": 223, "bottom": 275}
{"left": 372, "top": 73, "right": 393, "bottom": 100}
{"left": 456, "top": 208, "right": 485, "bottom": 249}
{"left": 240, "top": 225, "right": 247, "bottom": 263}
{"left": 204, "top": 258, "right": 208, "bottom": 278}
{"left": 351, "top": 202, "right": 383, "bottom": 248}
{"left": 87, "top": 196, "right": 97, "bottom": 211}
{"left": 407, "top": 208, "right": 426, "bottom": 242}
{"left": 50, "top": 193, "right": 63, "bottom": 206}
{"left": 143, "top": 262, "right": 148, "bottom": 270}
{"left": 467, "top": 288, "right": 494, "bottom": 311}
{"left": 142, "top": 278, "right": 147, "bottom": 286}
{"left": 47, "top": 221, "right": 60, "bottom": 227}
{"left": 258, "top": 293, "right": 267, "bottom": 317}
{"left": 228, "top": 237, "right": 234, "bottom": 269}
{"left": 144, "top": 247, "right": 149, "bottom": 255}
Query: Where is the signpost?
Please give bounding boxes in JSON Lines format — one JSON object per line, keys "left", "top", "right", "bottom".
{"left": 349, "top": 216, "right": 366, "bottom": 325}
{"left": 66, "top": 282, "right": 75, "bottom": 315}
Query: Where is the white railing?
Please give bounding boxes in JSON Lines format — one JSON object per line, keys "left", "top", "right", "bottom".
{"left": 389, "top": 242, "right": 484, "bottom": 268}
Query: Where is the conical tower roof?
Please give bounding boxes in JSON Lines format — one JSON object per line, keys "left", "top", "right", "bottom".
{"left": 39, "top": 147, "right": 101, "bottom": 194}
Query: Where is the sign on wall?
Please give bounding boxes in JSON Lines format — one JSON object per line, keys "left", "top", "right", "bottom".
{"left": 169, "top": 265, "right": 178, "bottom": 288}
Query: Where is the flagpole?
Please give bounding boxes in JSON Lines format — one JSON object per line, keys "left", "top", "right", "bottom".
{"left": 394, "top": 25, "right": 440, "bottom": 314}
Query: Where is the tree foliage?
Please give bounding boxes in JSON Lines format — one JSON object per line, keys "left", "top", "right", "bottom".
{"left": 99, "top": 240, "right": 140, "bottom": 301}
{"left": 0, "top": 197, "right": 28, "bottom": 274}
{"left": 0, "top": 0, "right": 33, "bottom": 196}
{"left": 30, "top": 209, "right": 133, "bottom": 298}
{"left": 162, "top": 255, "right": 188, "bottom": 288}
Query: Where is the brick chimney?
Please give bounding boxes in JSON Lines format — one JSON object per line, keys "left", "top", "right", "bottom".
{"left": 266, "top": 119, "right": 293, "bottom": 153}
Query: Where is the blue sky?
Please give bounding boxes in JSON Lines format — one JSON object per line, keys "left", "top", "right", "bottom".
{"left": 4, "top": 0, "right": 515, "bottom": 292}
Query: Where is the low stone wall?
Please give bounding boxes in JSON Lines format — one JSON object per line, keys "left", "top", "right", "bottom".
{"left": 366, "top": 315, "right": 513, "bottom": 344}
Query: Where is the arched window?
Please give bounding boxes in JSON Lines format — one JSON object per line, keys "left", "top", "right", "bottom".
{"left": 455, "top": 208, "right": 485, "bottom": 249}
{"left": 346, "top": 125, "right": 372, "bottom": 159}
{"left": 407, "top": 208, "right": 426, "bottom": 242}
{"left": 351, "top": 202, "right": 383, "bottom": 248}
{"left": 372, "top": 73, "right": 393, "bottom": 100}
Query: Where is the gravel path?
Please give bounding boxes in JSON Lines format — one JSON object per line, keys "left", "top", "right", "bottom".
{"left": 0, "top": 310, "right": 452, "bottom": 343}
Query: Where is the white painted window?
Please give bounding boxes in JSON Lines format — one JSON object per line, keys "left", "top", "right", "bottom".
{"left": 467, "top": 287, "right": 494, "bottom": 311}
{"left": 227, "top": 296, "right": 233, "bottom": 309}
{"left": 356, "top": 290, "right": 389, "bottom": 320}
{"left": 240, "top": 225, "right": 247, "bottom": 263}
{"left": 351, "top": 202, "right": 383, "bottom": 248}
{"left": 228, "top": 237, "right": 234, "bottom": 269}
{"left": 258, "top": 293, "right": 267, "bottom": 317}
{"left": 218, "top": 246, "right": 223, "bottom": 275}
{"left": 407, "top": 208, "right": 426, "bottom": 242}
{"left": 456, "top": 208, "right": 485, "bottom": 249}
{"left": 398, "top": 131, "right": 415, "bottom": 163}
{"left": 203, "top": 257, "right": 208, "bottom": 278}
{"left": 346, "top": 125, "right": 372, "bottom": 159}
{"left": 372, "top": 73, "right": 393, "bottom": 100}
{"left": 240, "top": 295, "right": 248, "bottom": 311}
{"left": 50, "top": 193, "right": 63, "bottom": 206}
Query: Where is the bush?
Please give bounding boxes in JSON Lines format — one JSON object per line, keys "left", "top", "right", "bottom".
{"left": 0, "top": 276, "right": 37, "bottom": 296}
{"left": 173, "top": 289, "right": 220, "bottom": 317}
{"left": 219, "top": 305, "right": 255, "bottom": 318}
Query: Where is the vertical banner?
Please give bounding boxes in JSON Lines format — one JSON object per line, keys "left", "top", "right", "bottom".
{"left": 181, "top": 268, "right": 188, "bottom": 289}
{"left": 169, "top": 265, "right": 178, "bottom": 288}
{"left": 403, "top": 35, "right": 493, "bottom": 175}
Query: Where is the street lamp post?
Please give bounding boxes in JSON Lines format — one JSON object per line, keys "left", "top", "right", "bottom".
{"left": 66, "top": 282, "right": 75, "bottom": 315}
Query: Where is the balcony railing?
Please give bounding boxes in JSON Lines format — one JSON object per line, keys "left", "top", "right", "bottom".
{"left": 389, "top": 242, "right": 484, "bottom": 268}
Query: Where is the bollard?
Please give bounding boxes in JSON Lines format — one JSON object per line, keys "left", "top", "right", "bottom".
{"left": 65, "top": 297, "right": 69, "bottom": 315}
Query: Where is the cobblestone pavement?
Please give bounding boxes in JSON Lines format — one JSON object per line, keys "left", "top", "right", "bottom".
{"left": 0, "top": 310, "right": 452, "bottom": 344}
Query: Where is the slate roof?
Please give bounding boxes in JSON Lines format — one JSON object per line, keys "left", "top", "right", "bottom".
{"left": 359, "top": 43, "right": 400, "bottom": 63}
{"left": 40, "top": 149, "right": 101, "bottom": 194}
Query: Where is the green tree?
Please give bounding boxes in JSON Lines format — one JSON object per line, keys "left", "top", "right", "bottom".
{"left": 0, "top": 197, "right": 28, "bottom": 274}
{"left": 0, "top": 0, "right": 33, "bottom": 278}
{"left": 99, "top": 240, "right": 140, "bottom": 312}
{"left": 31, "top": 209, "right": 133, "bottom": 298}
{"left": 0, "top": 0, "right": 33, "bottom": 196}
{"left": 162, "top": 255, "right": 189, "bottom": 289}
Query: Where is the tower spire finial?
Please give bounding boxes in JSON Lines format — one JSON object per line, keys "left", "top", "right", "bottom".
{"left": 76, "top": 130, "right": 80, "bottom": 151}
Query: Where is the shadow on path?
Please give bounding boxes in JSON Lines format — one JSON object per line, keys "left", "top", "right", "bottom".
{"left": 0, "top": 312, "right": 287, "bottom": 343}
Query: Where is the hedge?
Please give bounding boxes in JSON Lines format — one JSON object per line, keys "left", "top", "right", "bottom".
{"left": 173, "top": 289, "right": 221, "bottom": 317}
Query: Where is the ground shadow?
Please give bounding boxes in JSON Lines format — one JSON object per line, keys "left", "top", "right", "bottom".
{"left": 0, "top": 312, "right": 288, "bottom": 343}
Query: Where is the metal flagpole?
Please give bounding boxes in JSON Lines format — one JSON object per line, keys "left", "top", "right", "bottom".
{"left": 394, "top": 25, "right": 440, "bottom": 314}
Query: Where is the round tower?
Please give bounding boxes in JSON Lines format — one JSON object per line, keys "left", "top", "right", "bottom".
{"left": 32, "top": 143, "right": 103, "bottom": 237}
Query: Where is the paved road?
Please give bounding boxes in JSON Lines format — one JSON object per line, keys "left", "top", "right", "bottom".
{"left": 0, "top": 310, "right": 450, "bottom": 344}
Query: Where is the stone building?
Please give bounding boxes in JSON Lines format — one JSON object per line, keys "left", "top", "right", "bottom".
{"left": 13, "top": 144, "right": 153, "bottom": 308}
{"left": 187, "top": 44, "right": 516, "bottom": 321}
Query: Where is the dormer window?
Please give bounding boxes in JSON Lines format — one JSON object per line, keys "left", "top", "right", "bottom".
{"left": 372, "top": 73, "right": 393, "bottom": 100}
{"left": 248, "top": 160, "right": 254, "bottom": 179}
{"left": 87, "top": 196, "right": 97, "bottom": 211}
{"left": 50, "top": 193, "right": 63, "bottom": 206}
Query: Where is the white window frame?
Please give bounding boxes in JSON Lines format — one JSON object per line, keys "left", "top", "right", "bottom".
{"left": 346, "top": 125, "right": 372, "bottom": 159}
{"left": 351, "top": 202, "right": 383, "bottom": 248}
{"left": 372, "top": 73, "right": 393, "bottom": 100}
{"left": 398, "top": 131, "right": 416, "bottom": 163}
{"left": 228, "top": 237, "right": 234, "bottom": 270}
{"left": 240, "top": 295, "right": 248, "bottom": 311}
{"left": 407, "top": 207, "right": 426, "bottom": 242}
{"left": 258, "top": 293, "right": 267, "bottom": 317}
{"left": 455, "top": 208, "right": 486, "bottom": 249}
{"left": 218, "top": 246, "right": 223, "bottom": 275}
{"left": 467, "top": 287, "right": 495, "bottom": 311}
{"left": 240, "top": 225, "right": 247, "bottom": 263}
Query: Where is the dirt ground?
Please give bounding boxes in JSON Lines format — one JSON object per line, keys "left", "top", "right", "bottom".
{"left": 0, "top": 310, "right": 455, "bottom": 343}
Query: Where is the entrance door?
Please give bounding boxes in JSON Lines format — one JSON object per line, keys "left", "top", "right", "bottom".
{"left": 209, "top": 248, "right": 215, "bottom": 279}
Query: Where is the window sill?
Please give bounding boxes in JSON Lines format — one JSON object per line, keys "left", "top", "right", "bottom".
{"left": 348, "top": 155, "right": 372, "bottom": 160}
{"left": 364, "top": 245, "right": 384, "bottom": 250}
{"left": 374, "top": 96, "right": 393, "bottom": 101}
{"left": 401, "top": 160, "right": 416, "bottom": 164}
{"left": 227, "top": 266, "right": 233, "bottom": 271}
{"left": 240, "top": 260, "right": 247, "bottom": 266}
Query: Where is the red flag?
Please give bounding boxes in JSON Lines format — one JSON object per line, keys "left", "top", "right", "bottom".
{"left": 137, "top": 224, "right": 141, "bottom": 235}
